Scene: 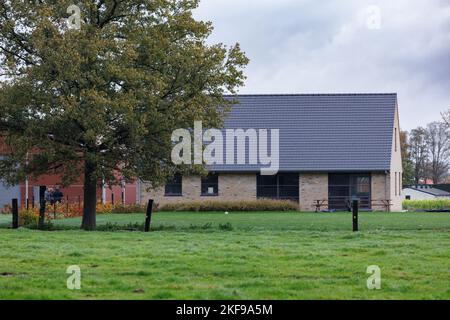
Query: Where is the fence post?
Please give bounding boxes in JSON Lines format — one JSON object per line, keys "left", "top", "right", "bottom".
{"left": 111, "top": 193, "right": 115, "bottom": 205}
{"left": 12, "top": 199, "right": 19, "bottom": 229}
{"left": 66, "top": 196, "right": 69, "bottom": 214}
{"left": 38, "top": 200, "right": 46, "bottom": 230}
{"left": 352, "top": 199, "right": 359, "bottom": 232}
{"left": 144, "top": 199, "right": 154, "bottom": 232}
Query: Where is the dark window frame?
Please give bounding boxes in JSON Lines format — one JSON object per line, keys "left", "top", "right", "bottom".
{"left": 257, "top": 173, "right": 299, "bottom": 201}
{"left": 395, "top": 128, "right": 398, "bottom": 152}
{"left": 164, "top": 174, "right": 183, "bottom": 197}
{"left": 328, "top": 173, "right": 372, "bottom": 210}
{"left": 201, "top": 173, "right": 219, "bottom": 197}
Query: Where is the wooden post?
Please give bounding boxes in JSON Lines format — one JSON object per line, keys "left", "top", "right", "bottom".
{"left": 66, "top": 196, "right": 69, "bottom": 214}
{"left": 38, "top": 200, "right": 46, "bottom": 230}
{"left": 111, "top": 193, "right": 115, "bottom": 205}
{"left": 53, "top": 203, "right": 56, "bottom": 219}
{"left": 32, "top": 196, "right": 35, "bottom": 209}
{"left": 26, "top": 198, "right": 29, "bottom": 211}
{"left": 144, "top": 199, "right": 154, "bottom": 232}
{"left": 12, "top": 199, "right": 19, "bottom": 229}
{"left": 352, "top": 199, "right": 359, "bottom": 232}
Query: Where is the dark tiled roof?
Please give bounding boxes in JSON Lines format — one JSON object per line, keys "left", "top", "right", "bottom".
{"left": 405, "top": 186, "right": 450, "bottom": 197}
{"left": 209, "top": 93, "right": 397, "bottom": 172}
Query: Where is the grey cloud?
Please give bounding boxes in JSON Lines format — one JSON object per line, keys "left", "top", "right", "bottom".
{"left": 195, "top": 0, "right": 450, "bottom": 130}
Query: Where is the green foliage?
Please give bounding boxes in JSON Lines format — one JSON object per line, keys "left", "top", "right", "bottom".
{"left": 218, "top": 222, "right": 233, "bottom": 231}
{"left": 400, "top": 131, "right": 414, "bottom": 185}
{"left": 0, "top": 0, "right": 248, "bottom": 229}
{"left": 159, "top": 199, "right": 299, "bottom": 212}
{"left": 408, "top": 127, "right": 429, "bottom": 184}
{"left": 403, "top": 199, "right": 450, "bottom": 211}
{"left": 19, "top": 210, "right": 39, "bottom": 227}
{"left": 110, "top": 204, "right": 146, "bottom": 214}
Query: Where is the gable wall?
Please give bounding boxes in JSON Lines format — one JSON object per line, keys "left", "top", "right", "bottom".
{"left": 390, "top": 103, "right": 404, "bottom": 211}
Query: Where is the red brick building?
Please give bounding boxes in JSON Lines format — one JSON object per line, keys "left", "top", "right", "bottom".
{"left": 0, "top": 138, "right": 137, "bottom": 209}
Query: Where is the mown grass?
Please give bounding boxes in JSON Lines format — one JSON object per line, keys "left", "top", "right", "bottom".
{"left": 0, "top": 212, "right": 449, "bottom": 300}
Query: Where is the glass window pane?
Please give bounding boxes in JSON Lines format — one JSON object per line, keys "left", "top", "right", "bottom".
{"left": 278, "top": 173, "right": 299, "bottom": 186}
{"left": 258, "top": 174, "right": 277, "bottom": 186}
{"left": 329, "top": 174, "right": 350, "bottom": 186}
{"left": 201, "top": 173, "right": 219, "bottom": 196}
{"left": 165, "top": 174, "right": 182, "bottom": 196}
{"left": 257, "top": 173, "right": 299, "bottom": 201}
{"left": 329, "top": 173, "right": 371, "bottom": 210}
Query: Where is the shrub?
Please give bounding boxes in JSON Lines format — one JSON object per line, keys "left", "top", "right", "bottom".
{"left": 159, "top": 199, "right": 299, "bottom": 212}
{"left": 111, "top": 204, "right": 146, "bottom": 214}
{"left": 19, "top": 209, "right": 39, "bottom": 227}
{"left": 1, "top": 204, "right": 12, "bottom": 214}
{"left": 16, "top": 202, "right": 147, "bottom": 220}
{"left": 403, "top": 199, "right": 450, "bottom": 211}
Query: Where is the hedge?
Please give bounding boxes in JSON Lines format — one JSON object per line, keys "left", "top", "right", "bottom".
{"left": 403, "top": 199, "right": 450, "bottom": 211}
{"left": 158, "top": 199, "right": 299, "bottom": 212}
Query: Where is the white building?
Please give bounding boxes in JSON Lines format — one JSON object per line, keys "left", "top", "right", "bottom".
{"left": 403, "top": 185, "right": 450, "bottom": 200}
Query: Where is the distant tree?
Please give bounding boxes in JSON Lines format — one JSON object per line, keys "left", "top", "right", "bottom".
{"left": 442, "top": 109, "right": 450, "bottom": 127}
{"left": 0, "top": 0, "right": 248, "bottom": 230}
{"left": 400, "top": 131, "right": 414, "bottom": 185}
{"left": 425, "top": 122, "right": 450, "bottom": 184}
{"left": 409, "top": 127, "right": 429, "bottom": 184}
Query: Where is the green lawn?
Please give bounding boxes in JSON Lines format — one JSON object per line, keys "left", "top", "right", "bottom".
{"left": 0, "top": 212, "right": 449, "bottom": 300}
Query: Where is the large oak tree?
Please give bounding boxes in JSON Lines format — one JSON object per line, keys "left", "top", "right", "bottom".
{"left": 0, "top": 0, "right": 248, "bottom": 230}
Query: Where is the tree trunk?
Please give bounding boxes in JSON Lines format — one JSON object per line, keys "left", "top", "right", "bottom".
{"left": 81, "top": 160, "right": 97, "bottom": 231}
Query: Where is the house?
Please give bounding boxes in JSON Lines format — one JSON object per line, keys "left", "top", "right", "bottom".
{"left": 403, "top": 185, "right": 450, "bottom": 200}
{"left": 0, "top": 172, "right": 138, "bottom": 210}
{"left": 0, "top": 139, "right": 138, "bottom": 210}
{"left": 140, "top": 93, "right": 403, "bottom": 212}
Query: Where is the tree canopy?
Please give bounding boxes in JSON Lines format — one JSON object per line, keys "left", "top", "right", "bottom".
{"left": 0, "top": 0, "right": 248, "bottom": 230}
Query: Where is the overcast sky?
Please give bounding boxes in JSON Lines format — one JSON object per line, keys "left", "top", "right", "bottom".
{"left": 195, "top": 0, "right": 450, "bottom": 131}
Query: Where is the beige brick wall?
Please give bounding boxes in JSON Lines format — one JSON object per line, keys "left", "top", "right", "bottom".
{"left": 219, "top": 173, "right": 257, "bottom": 200}
{"left": 299, "top": 173, "right": 328, "bottom": 212}
{"left": 141, "top": 173, "right": 256, "bottom": 207}
{"left": 141, "top": 172, "right": 393, "bottom": 212}
{"left": 371, "top": 172, "right": 390, "bottom": 211}
{"left": 390, "top": 104, "right": 404, "bottom": 212}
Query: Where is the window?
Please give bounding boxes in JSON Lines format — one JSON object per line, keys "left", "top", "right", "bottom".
{"left": 395, "top": 172, "right": 398, "bottom": 196}
{"left": 201, "top": 173, "right": 219, "bottom": 196}
{"left": 257, "top": 173, "right": 299, "bottom": 201}
{"left": 165, "top": 174, "right": 182, "bottom": 196}
{"left": 329, "top": 173, "right": 371, "bottom": 210}
{"left": 395, "top": 128, "right": 398, "bottom": 152}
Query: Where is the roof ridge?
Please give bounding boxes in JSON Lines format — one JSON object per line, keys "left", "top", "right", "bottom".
{"left": 224, "top": 93, "right": 398, "bottom": 97}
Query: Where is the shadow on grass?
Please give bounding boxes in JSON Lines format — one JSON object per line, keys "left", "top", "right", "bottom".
{"left": 0, "top": 222, "right": 235, "bottom": 233}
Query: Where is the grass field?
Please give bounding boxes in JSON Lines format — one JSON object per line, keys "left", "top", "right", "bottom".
{"left": 0, "top": 212, "right": 449, "bottom": 300}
